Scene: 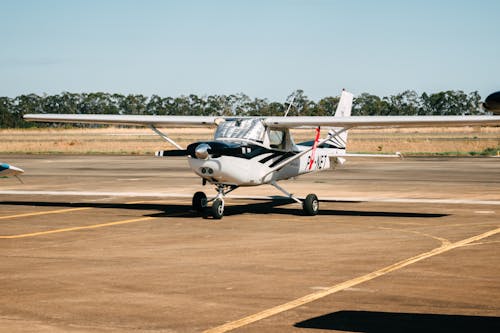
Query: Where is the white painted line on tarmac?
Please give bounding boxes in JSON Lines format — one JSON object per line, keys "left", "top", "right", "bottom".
{"left": 0, "top": 190, "right": 499, "bottom": 205}
{"left": 0, "top": 190, "right": 181, "bottom": 197}
{"left": 474, "top": 210, "right": 496, "bottom": 214}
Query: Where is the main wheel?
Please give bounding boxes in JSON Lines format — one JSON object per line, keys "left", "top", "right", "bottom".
{"left": 211, "top": 198, "right": 224, "bottom": 219}
{"left": 303, "top": 194, "right": 319, "bottom": 216}
{"left": 192, "top": 191, "right": 207, "bottom": 212}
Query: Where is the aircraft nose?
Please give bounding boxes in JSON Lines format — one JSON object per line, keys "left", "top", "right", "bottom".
{"left": 195, "top": 143, "right": 211, "bottom": 159}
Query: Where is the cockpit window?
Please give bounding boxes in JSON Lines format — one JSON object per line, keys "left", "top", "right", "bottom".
{"left": 269, "top": 129, "right": 285, "bottom": 149}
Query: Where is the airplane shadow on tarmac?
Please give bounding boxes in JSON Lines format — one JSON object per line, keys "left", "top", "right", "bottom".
{"left": 294, "top": 310, "right": 500, "bottom": 332}
{"left": 0, "top": 200, "right": 448, "bottom": 219}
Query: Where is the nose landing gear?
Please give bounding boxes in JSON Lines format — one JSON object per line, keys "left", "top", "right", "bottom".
{"left": 191, "top": 184, "right": 238, "bottom": 220}
{"left": 211, "top": 198, "right": 224, "bottom": 219}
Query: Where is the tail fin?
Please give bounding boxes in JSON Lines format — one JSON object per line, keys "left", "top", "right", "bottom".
{"left": 330, "top": 90, "right": 353, "bottom": 151}
{"left": 334, "top": 90, "right": 353, "bottom": 117}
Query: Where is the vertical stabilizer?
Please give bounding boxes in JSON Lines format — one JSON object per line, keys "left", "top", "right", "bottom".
{"left": 334, "top": 90, "right": 353, "bottom": 117}
{"left": 330, "top": 90, "right": 353, "bottom": 151}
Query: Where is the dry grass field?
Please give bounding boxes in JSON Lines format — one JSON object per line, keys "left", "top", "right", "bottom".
{"left": 1, "top": 126, "right": 499, "bottom": 156}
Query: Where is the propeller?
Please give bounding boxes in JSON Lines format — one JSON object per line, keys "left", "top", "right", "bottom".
{"left": 155, "top": 141, "right": 245, "bottom": 159}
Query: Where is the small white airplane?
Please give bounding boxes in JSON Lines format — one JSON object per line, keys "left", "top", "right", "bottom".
{"left": 24, "top": 90, "right": 500, "bottom": 219}
{"left": 0, "top": 163, "right": 24, "bottom": 178}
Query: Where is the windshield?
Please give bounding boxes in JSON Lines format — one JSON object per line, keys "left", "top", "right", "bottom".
{"left": 214, "top": 118, "right": 265, "bottom": 143}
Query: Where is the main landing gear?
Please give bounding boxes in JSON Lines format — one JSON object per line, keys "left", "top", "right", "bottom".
{"left": 191, "top": 182, "right": 319, "bottom": 220}
{"left": 192, "top": 184, "right": 238, "bottom": 220}
{"left": 270, "top": 181, "right": 319, "bottom": 216}
{"left": 303, "top": 193, "right": 319, "bottom": 216}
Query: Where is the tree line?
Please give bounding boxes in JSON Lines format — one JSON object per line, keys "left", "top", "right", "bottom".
{"left": 0, "top": 89, "right": 487, "bottom": 128}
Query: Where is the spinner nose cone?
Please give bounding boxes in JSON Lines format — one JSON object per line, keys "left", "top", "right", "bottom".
{"left": 483, "top": 91, "right": 500, "bottom": 115}
{"left": 195, "top": 143, "right": 211, "bottom": 160}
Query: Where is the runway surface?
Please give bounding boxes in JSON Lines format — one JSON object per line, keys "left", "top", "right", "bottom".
{"left": 1, "top": 155, "right": 499, "bottom": 332}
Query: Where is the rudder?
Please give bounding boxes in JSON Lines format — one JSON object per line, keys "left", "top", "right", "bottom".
{"left": 330, "top": 90, "right": 353, "bottom": 150}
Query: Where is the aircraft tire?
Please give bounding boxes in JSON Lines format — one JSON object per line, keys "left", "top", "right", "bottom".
{"left": 212, "top": 199, "right": 224, "bottom": 219}
{"left": 303, "top": 194, "right": 319, "bottom": 216}
{"left": 192, "top": 191, "right": 207, "bottom": 212}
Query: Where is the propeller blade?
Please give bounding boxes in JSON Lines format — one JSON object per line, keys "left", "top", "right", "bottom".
{"left": 155, "top": 150, "right": 189, "bottom": 157}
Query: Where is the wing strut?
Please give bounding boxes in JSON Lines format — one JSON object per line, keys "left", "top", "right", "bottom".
{"left": 149, "top": 125, "right": 183, "bottom": 150}
{"left": 270, "top": 181, "right": 302, "bottom": 204}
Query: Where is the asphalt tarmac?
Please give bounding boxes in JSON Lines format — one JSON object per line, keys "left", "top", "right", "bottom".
{"left": 0, "top": 155, "right": 499, "bottom": 332}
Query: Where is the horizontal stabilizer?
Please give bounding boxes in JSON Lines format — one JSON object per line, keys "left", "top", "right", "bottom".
{"left": 338, "top": 152, "right": 403, "bottom": 158}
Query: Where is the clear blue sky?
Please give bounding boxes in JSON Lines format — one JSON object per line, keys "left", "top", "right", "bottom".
{"left": 1, "top": 0, "right": 499, "bottom": 101}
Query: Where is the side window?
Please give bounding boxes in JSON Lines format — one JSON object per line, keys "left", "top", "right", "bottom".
{"left": 269, "top": 129, "right": 285, "bottom": 149}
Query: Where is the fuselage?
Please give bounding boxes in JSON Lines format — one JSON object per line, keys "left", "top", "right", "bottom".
{"left": 186, "top": 141, "right": 337, "bottom": 186}
{"left": 182, "top": 118, "right": 345, "bottom": 186}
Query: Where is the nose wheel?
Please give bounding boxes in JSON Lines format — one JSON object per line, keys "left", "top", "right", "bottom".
{"left": 192, "top": 185, "right": 237, "bottom": 220}
{"left": 211, "top": 198, "right": 224, "bottom": 219}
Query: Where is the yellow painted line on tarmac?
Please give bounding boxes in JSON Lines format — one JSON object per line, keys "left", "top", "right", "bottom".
{"left": 204, "top": 226, "right": 500, "bottom": 333}
{"left": 0, "top": 217, "right": 155, "bottom": 239}
{"left": 0, "top": 199, "right": 189, "bottom": 239}
{"left": 0, "top": 207, "right": 91, "bottom": 220}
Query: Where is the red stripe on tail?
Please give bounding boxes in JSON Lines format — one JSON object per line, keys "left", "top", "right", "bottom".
{"left": 308, "top": 127, "right": 321, "bottom": 170}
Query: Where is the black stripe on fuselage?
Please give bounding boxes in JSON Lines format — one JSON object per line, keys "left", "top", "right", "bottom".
{"left": 258, "top": 153, "right": 279, "bottom": 164}
{"left": 187, "top": 141, "right": 298, "bottom": 165}
{"left": 268, "top": 152, "right": 296, "bottom": 168}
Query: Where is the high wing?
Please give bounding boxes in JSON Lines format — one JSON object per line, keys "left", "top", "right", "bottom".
{"left": 24, "top": 114, "right": 500, "bottom": 128}
{"left": 23, "top": 114, "right": 219, "bottom": 127}
{"left": 262, "top": 115, "right": 500, "bottom": 128}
